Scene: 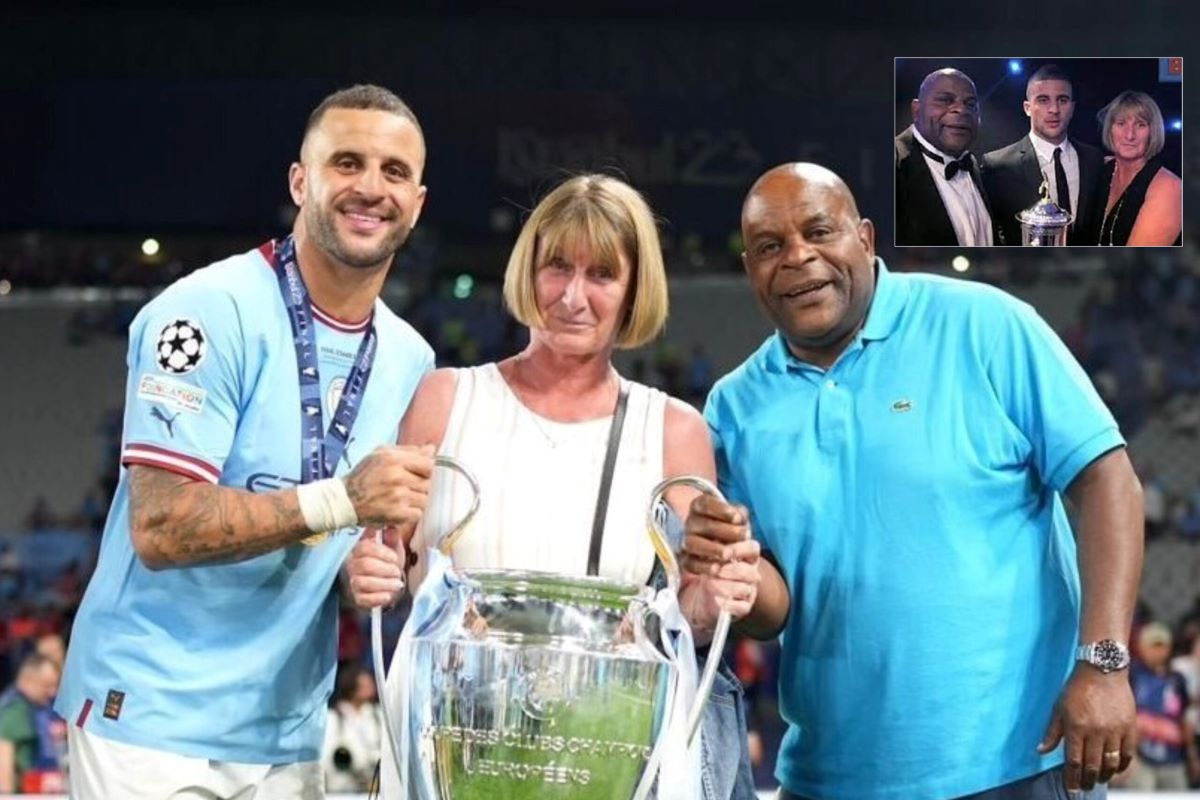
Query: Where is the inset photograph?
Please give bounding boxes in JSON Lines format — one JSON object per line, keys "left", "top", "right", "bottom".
{"left": 895, "top": 57, "right": 1182, "bottom": 247}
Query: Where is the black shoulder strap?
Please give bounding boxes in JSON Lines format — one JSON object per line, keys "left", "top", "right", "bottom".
{"left": 587, "top": 380, "right": 631, "bottom": 576}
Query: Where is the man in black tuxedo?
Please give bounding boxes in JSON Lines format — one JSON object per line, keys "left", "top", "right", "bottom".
{"left": 982, "top": 64, "right": 1105, "bottom": 246}
{"left": 895, "top": 68, "right": 993, "bottom": 246}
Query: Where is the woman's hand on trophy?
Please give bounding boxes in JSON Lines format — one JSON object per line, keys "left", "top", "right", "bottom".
{"left": 343, "top": 444, "right": 435, "bottom": 527}
{"left": 344, "top": 526, "right": 409, "bottom": 609}
{"left": 679, "top": 560, "right": 761, "bottom": 645}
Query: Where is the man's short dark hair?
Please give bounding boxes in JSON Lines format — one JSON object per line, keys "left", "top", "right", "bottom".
{"left": 1026, "top": 64, "right": 1073, "bottom": 99}
{"left": 304, "top": 84, "right": 423, "bottom": 142}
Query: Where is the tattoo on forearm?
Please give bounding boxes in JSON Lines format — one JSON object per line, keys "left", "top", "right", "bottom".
{"left": 344, "top": 472, "right": 364, "bottom": 508}
{"left": 130, "top": 467, "right": 308, "bottom": 567}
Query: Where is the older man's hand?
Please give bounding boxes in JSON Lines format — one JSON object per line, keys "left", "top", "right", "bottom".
{"left": 681, "top": 494, "right": 757, "bottom": 573}
{"left": 1038, "top": 666, "right": 1137, "bottom": 791}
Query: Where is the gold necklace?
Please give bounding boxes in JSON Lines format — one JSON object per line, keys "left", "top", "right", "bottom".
{"left": 1101, "top": 193, "right": 1126, "bottom": 247}
{"left": 1101, "top": 163, "right": 1140, "bottom": 247}
{"left": 508, "top": 363, "right": 617, "bottom": 449}
{"left": 523, "top": 407, "right": 600, "bottom": 449}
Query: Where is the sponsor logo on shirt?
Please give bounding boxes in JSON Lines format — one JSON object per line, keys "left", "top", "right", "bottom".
{"left": 891, "top": 399, "right": 914, "bottom": 413}
{"left": 137, "top": 374, "right": 207, "bottom": 414}
{"left": 103, "top": 690, "right": 124, "bottom": 721}
{"left": 245, "top": 473, "right": 300, "bottom": 493}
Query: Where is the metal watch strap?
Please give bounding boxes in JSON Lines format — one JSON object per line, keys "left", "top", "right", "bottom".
{"left": 1075, "top": 639, "right": 1130, "bottom": 673}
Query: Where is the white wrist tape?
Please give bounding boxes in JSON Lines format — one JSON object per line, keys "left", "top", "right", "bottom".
{"left": 296, "top": 478, "right": 359, "bottom": 533}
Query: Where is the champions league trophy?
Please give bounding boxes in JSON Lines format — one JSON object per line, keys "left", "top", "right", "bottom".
{"left": 371, "top": 457, "right": 729, "bottom": 800}
{"left": 1016, "top": 180, "right": 1073, "bottom": 246}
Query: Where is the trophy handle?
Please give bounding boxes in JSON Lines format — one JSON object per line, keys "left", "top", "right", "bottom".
{"left": 433, "top": 454, "right": 482, "bottom": 555}
{"left": 372, "top": 454, "right": 479, "bottom": 798}
{"left": 645, "top": 475, "right": 734, "bottom": 746}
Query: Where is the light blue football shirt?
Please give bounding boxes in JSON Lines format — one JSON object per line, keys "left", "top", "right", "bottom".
{"left": 705, "top": 260, "right": 1124, "bottom": 800}
{"left": 57, "top": 243, "right": 433, "bottom": 763}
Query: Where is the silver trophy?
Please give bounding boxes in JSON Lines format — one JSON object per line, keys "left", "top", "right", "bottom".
{"left": 1016, "top": 180, "right": 1073, "bottom": 246}
{"left": 372, "top": 458, "right": 729, "bottom": 799}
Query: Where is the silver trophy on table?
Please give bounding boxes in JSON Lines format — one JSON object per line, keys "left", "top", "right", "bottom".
{"left": 1016, "top": 180, "right": 1073, "bottom": 246}
{"left": 371, "top": 457, "right": 728, "bottom": 799}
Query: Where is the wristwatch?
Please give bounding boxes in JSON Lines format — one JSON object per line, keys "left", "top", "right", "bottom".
{"left": 1075, "top": 639, "right": 1131, "bottom": 673}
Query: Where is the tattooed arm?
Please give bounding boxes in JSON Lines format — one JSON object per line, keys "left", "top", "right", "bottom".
{"left": 129, "top": 467, "right": 308, "bottom": 569}
{"left": 128, "top": 445, "right": 434, "bottom": 569}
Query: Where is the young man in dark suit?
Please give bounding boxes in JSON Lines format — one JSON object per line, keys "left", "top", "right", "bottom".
{"left": 895, "top": 68, "right": 993, "bottom": 247}
{"left": 982, "top": 64, "right": 1106, "bottom": 246}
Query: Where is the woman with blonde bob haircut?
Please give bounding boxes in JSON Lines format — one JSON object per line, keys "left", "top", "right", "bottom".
{"left": 503, "top": 174, "right": 669, "bottom": 348}
{"left": 348, "top": 173, "right": 776, "bottom": 799}
{"left": 1097, "top": 90, "right": 1182, "bottom": 246}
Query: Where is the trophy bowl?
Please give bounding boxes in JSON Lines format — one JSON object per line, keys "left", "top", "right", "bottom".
{"left": 373, "top": 459, "right": 728, "bottom": 800}
{"left": 405, "top": 569, "right": 672, "bottom": 799}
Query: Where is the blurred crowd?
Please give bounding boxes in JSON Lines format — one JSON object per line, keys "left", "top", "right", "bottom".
{"left": 1119, "top": 602, "right": 1200, "bottom": 789}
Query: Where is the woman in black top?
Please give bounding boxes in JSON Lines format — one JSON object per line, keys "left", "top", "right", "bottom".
{"left": 1097, "top": 91, "right": 1182, "bottom": 246}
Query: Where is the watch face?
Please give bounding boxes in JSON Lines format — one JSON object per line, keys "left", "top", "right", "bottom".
{"left": 1093, "top": 639, "right": 1129, "bottom": 671}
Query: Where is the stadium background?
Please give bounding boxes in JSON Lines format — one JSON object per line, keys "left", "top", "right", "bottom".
{"left": 0, "top": 1, "right": 1197, "bottom": 797}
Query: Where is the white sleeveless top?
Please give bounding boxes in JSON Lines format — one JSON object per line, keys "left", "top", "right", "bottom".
{"left": 408, "top": 363, "right": 668, "bottom": 590}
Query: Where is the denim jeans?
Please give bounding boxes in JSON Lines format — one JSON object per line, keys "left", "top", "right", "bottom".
{"left": 698, "top": 651, "right": 757, "bottom": 800}
{"left": 777, "top": 766, "right": 1108, "bottom": 800}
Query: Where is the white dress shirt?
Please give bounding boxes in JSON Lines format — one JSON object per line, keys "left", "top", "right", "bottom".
{"left": 1029, "top": 131, "right": 1079, "bottom": 217}
{"left": 912, "top": 126, "right": 993, "bottom": 246}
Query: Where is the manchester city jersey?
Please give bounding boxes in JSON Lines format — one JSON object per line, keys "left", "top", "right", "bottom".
{"left": 57, "top": 243, "right": 433, "bottom": 763}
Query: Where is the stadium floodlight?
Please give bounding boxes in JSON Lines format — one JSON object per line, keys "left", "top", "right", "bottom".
{"left": 142, "top": 238, "right": 161, "bottom": 257}
{"left": 952, "top": 255, "right": 970, "bottom": 273}
{"left": 453, "top": 274, "right": 474, "bottom": 299}
{"left": 1008, "top": 59, "right": 1023, "bottom": 75}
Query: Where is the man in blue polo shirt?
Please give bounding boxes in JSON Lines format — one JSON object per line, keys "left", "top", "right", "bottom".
{"left": 684, "top": 163, "right": 1143, "bottom": 799}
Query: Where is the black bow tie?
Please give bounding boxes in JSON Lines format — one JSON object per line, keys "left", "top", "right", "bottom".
{"left": 942, "top": 153, "right": 973, "bottom": 180}
{"left": 917, "top": 141, "right": 974, "bottom": 180}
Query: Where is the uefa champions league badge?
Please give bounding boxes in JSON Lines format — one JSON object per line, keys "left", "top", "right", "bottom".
{"left": 155, "top": 318, "right": 207, "bottom": 375}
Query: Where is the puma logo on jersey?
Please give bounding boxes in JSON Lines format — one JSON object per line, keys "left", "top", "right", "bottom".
{"left": 150, "top": 406, "right": 180, "bottom": 437}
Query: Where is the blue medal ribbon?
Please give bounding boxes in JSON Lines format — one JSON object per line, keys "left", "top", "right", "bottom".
{"left": 273, "top": 235, "right": 378, "bottom": 483}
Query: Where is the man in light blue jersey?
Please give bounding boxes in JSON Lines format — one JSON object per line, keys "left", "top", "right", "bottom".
{"left": 684, "top": 163, "right": 1144, "bottom": 800}
{"left": 58, "top": 84, "right": 436, "bottom": 798}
